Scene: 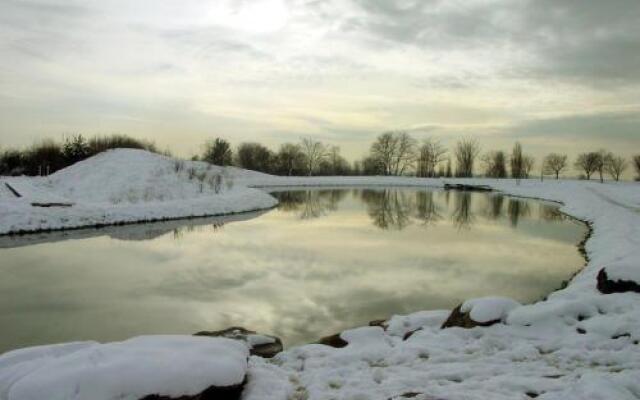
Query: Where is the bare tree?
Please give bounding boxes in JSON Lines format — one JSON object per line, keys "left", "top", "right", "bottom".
{"left": 481, "top": 151, "right": 507, "bottom": 178}
{"left": 634, "top": 155, "right": 640, "bottom": 181}
{"left": 604, "top": 154, "right": 628, "bottom": 181}
{"left": 445, "top": 158, "right": 452, "bottom": 177}
{"left": 510, "top": 142, "right": 524, "bottom": 180}
{"left": 392, "top": 132, "right": 417, "bottom": 175}
{"left": 301, "top": 137, "right": 327, "bottom": 176}
{"left": 370, "top": 131, "right": 417, "bottom": 176}
{"left": 543, "top": 153, "right": 568, "bottom": 179}
{"left": 417, "top": 138, "right": 447, "bottom": 177}
{"left": 523, "top": 155, "right": 535, "bottom": 178}
{"left": 595, "top": 149, "right": 610, "bottom": 183}
{"left": 574, "top": 152, "right": 600, "bottom": 180}
{"left": 454, "top": 138, "right": 480, "bottom": 177}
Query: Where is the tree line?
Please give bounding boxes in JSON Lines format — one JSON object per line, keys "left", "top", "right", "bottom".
{"left": 1, "top": 132, "right": 639, "bottom": 181}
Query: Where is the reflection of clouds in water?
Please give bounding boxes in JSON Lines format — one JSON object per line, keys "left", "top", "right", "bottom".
{"left": 0, "top": 189, "right": 586, "bottom": 351}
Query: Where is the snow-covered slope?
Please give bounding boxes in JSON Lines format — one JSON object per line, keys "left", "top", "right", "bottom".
{"left": 0, "top": 149, "right": 278, "bottom": 234}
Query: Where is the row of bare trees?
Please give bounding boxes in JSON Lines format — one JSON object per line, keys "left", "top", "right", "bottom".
{"left": 200, "top": 137, "right": 351, "bottom": 176}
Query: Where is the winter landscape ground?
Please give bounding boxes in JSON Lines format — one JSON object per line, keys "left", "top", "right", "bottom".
{"left": 1, "top": 149, "right": 639, "bottom": 400}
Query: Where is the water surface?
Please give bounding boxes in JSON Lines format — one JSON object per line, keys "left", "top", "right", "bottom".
{"left": 0, "top": 188, "right": 586, "bottom": 352}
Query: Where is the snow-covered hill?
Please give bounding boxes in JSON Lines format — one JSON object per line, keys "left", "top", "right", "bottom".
{"left": 0, "top": 149, "right": 278, "bottom": 234}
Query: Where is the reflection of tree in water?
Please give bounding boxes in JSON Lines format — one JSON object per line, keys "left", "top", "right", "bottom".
{"left": 451, "top": 192, "right": 475, "bottom": 230}
{"left": 539, "top": 204, "right": 566, "bottom": 222}
{"left": 172, "top": 221, "right": 224, "bottom": 239}
{"left": 274, "top": 190, "right": 347, "bottom": 220}
{"left": 507, "top": 199, "right": 531, "bottom": 227}
{"left": 360, "top": 189, "right": 412, "bottom": 230}
{"left": 415, "top": 191, "right": 443, "bottom": 226}
{"left": 484, "top": 194, "right": 505, "bottom": 220}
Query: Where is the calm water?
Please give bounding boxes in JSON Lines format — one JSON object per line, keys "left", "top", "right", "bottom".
{"left": 0, "top": 188, "right": 586, "bottom": 353}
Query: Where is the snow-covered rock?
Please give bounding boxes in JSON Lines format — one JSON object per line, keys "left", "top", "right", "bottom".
{"left": 0, "top": 336, "right": 249, "bottom": 400}
{"left": 597, "top": 261, "right": 640, "bottom": 294}
{"left": 194, "top": 327, "right": 283, "bottom": 358}
{"left": 441, "top": 297, "right": 521, "bottom": 329}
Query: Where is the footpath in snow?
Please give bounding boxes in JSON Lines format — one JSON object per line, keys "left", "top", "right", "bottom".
{"left": 1, "top": 149, "right": 639, "bottom": 400}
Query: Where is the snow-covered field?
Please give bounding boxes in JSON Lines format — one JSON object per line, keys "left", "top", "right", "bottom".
{"left": 1, "top": 149, "right": 639, "bottom": 400}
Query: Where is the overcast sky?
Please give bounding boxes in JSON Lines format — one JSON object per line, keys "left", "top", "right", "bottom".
{"left": 1, "top": 0, "right": 639, "bottom": 162}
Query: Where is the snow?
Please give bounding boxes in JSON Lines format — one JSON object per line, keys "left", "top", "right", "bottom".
{"left": 0, "top": 336, "right": 248, "bottom": 400}
{"left": 602, "top": 260, "right": 640, "bottom": 283}
{"left": 461, "top": 297, "right": 521, "bottom": 323}
{"left": 1, "top": 150, "right": 640, "bottom": 399}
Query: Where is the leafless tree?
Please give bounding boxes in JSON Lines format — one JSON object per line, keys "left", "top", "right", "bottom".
{"left": 301, "top": 137, "right": 327, "bottom": 176}
{"left": 370, "top": 131, "right": 417, "bottom": 176}
{"left": 510, "top": 142, "right": 524, "bottom": 180}
{"left": 445, "top": 158, "right": 452, "bottom": 177}
{"left": 481, "top": 151, "right": 507, "bottom": 178}
{"left": 543, "top": 153, "right": 568, "bottom": 179}
{"left": 523, "top": 155, "right": 535, "bottom": 178}
{"left": 594, "top": 149, "right": 610, "bottom": 183}
{"left": 634, "top": 155, "right": 640, "bottom": 181}
{"left": 575, "top": 152, "right": 601, "bottom": 180}
{"left": 604, "top": 154, "right": 628, "bottom": 181}
{"left": 454, "top": 138, "right": 481, "bottom": 177}
{"left": 417, "top": 138, "right": 447, "bottom": 177}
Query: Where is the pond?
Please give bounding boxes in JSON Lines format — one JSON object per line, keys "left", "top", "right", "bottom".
{"left": 0, "top": 188, "right": 587, "bottom": 353}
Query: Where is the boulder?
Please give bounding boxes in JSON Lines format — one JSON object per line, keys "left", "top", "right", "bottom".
{"left": 194, "top": 327, "right": 283, "bottom": 358}
{"left": 441, "top": 297, "right": 520, "bottom": 329}
{"left": 597, "top": 266, "right": 640, "bottom": 294}
{"left": 316, "top": 333, "right": 349, "bottom": 348}
{"left": 140, "top": 381, "right": 245, "bottom": 400}
{"left": 0, "top": 336, "right": 249, "bottom": 400}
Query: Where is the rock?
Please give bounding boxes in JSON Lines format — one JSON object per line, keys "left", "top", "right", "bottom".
{"left": 0, "top": 336, "right": 249, "bottom": 400}
{"left": 441, "top": 297, "right": 520, "bottom": 329}
{"left": 441, "top": 304, "right": 499, "bottom": 329}
{"left": 369, "top": 319, "right": 388, "bottom": 329}
{"left": 140, "top": 380, "right": 245, "bottom": 400}
{"left": 194, "top": 327, "right": 283, "bottom": 358}
{"left": 597, "top": 267, "right": 640, "bottom": 294}
{"left": 316, "top": 333, "right": 348, "bottom": 348}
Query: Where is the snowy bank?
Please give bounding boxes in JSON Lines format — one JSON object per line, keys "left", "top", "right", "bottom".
{"left": 1, "top": 150, "right": 640, "bottom": 399}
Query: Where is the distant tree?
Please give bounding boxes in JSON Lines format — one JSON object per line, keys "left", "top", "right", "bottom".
{"left": 301, "top": 138, "right": 327, "bottom": 176}
{"left": 417, "top": 138, "right": 447, "bottom": 177}
{"left": 275, "top": 143, "right": 304, "bottom": 176}
{"left": 481, "top": 150, "right": 507, "bottom": 178}
{"left": 362, "top": 155, "right": 383, "bottom": 175}
{"left": 203, "top": 138, "right": 232, "bottom": 166}
{"left": 62, "top": 134, "right": 90, "bottom": 164}
{"left": 543, "top": 153, "right": 568, "bottom": 179}
{"left": 454, "top": 138, "right": 480, "bottom": 177}
{"left": 0, "top": 149, "right": 25, "bottom": 176}
{"left": 575, "top": 152, "right": 601, "bottom": 180}
{"left": 510, "top": 142, "right": 524, "bottom": 180}
{"left": 594, "top": 149, "right": 611, "bottom": 183}
{"left": 24, "top": 139, "right": 65, "bottom": 175}
{"left": 87, "top": 134, "right": 157, "bottom": 155}
{"left": 323, "top": 146, "right": 350, "bottom": 175}
{"left": 236, "top": 142, "right": 273, "bottom": 173}
{"left": 369, "top": 131, "right": 417, "bottom": 176}
{"left": 634, "top": 155, "right": 640, "bottom": 181}
{"left": 523, "top": 155, "right": 535, "bottom": 178}
{"left": 445, "top": 158, "right": 452, "bottom": 178}
{"left": 604, "top": 154, "right": 627, "bottom": 181}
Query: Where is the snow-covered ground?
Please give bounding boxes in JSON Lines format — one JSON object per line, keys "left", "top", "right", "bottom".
{"left": 1, "top": 149, "right": 640, "bottom": 399}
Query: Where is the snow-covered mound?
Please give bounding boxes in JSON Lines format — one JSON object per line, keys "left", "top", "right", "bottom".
{"left": 0, "top": 149, "right": 279, "bottom": 234}
{"left": 0, "top": 336, "right": 248, "bottom": 400}
{"left": 45, "top": 149, "right": 267, "bottom": 204}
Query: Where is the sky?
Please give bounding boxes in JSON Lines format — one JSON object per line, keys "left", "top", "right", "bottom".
{"left": 0, "top": 0, "right": 639, "bottom": 165}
